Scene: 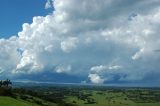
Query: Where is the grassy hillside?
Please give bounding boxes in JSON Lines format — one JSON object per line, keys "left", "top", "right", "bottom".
{"left": 0, "top": 96, "right": 57, "bottom": 106}
{"left": 0, "top": 96, "right": 34, "bottom": 106}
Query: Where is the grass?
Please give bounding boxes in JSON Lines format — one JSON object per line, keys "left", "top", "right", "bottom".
{"left": 1, "top": 91, "right": 159, "bottom": 106}
{"left": 1, "top": 87, "right": 160, "bottom": 106}
{"left": 20, "top": 95, "right": 57, "bottom": 106}
{"left": 64, "top": 90, "right": 160, "bottom": 106}
{"left": 0, "top": 96, "right": 57, "bottom": 106}
{"left": 0, "top": 96, "right": 33, "bottom": 106}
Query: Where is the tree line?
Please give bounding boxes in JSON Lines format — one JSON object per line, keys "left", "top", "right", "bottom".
{"left": 0, "top": 79, "right": 12, "bottom": 87}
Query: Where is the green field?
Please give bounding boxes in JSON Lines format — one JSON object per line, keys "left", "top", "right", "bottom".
{"left": 64, "top": 89, "right": 160, "bottom": 106}
{"left": 1, "top": 85, "right": 160, "bottom": 106}
{"left": 0, "top": 95, "right": 57, "bottom": 106}
{"left": 0, "top": 96, "right": 33, "bottom": 106}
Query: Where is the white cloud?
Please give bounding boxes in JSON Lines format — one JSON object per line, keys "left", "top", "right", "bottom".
{"left": 61, "top": 37, "right": 79, "bottom": 53}
{"left": 14, "top": 50, "right": 43, "bottom": 73}
{"left": 0, "top": 0, "right": 160, "bottom": 84}
{"left": 0, "top": 36, "right": 21, "bottom": 75}
{"left": 55, "top": 65, "right": 71, "bottom": 73}
{"left": 90, "top": 65, "right": 107, "bottom": 72}
{"left": 91, "top": 65, "right": 122, "bottom": 73}
{"left": 88, "top": 74, "right": 104, "bottom": 84}
{"left": 44, "top": 45, "right": 53, "bottom": 52}
{"left": 45, "top": 0, "right": 53, "bottom": 9}
{"left": 108, "top": 65, "right": 122, "bottom": 70}
{"left": 89, "top": 65, "right": 122, "bottom": 83}
{"left": 132, "top": 48, "right": 145, "bottom": 60}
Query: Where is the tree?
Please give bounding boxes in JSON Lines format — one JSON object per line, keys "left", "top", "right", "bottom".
{"left": 0, "top": 79, "right": 12, "bottom": 87}
{"left": 4, "top": 79, "right": 12, "bottom": 87}
{"left": 0, "top": 79, "right": 12, "bottom": 96}
{"left": 0, "top": 80, "right": 2, "bottom": 87}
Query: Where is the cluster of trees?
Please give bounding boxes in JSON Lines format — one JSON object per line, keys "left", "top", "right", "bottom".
{"left": 0, "top": 79, "right": 12, "bottom": 87}
{"left": 0, "top": 79, "right": 12, "bottom": 96}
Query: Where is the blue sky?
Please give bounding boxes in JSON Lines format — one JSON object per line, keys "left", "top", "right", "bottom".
{"left": 0, "top": 0, "right": 160, "bottom": 87}
{"left": 0, "top": 0, "right": 51, "bottom": 38}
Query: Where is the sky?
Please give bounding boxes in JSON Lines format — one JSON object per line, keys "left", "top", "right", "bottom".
{"left": 0, "top": 0, "right": 160, "bottom": 87}
{"left": 0, "top": 0, "right": 52, "bottom": 38}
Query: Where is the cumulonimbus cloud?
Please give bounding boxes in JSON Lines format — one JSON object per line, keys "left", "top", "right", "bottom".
{"left": 0, "top": 0, "right": 160, "bottom": 85}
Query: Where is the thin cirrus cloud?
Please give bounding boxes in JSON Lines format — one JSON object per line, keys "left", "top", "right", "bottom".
{"left": 0, "top": 0, "right": 160, "bottom": 86}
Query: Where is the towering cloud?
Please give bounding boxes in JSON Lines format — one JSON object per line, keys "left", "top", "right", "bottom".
{"left": 0, "top": 0, "right": 160, "bottom": 85}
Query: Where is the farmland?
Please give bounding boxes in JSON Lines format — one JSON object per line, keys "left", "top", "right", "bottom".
{"left": 0, "top": 83, "right": 160, "bottom": 106}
